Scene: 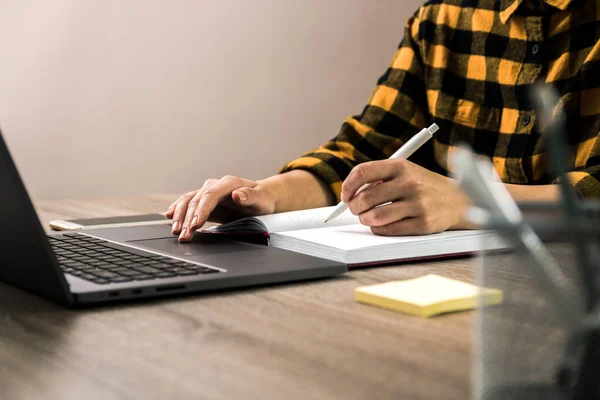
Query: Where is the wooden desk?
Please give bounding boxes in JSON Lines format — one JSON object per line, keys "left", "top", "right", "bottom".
{"left": 0, "top": 194, "right": 476, "bottom": 400}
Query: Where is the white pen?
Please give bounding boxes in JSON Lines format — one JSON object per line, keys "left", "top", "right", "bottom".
{"left": 324, "top": 123, "right": 439, "bottom": 223}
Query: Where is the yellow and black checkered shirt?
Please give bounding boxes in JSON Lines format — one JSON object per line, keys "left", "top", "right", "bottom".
{"left": 281, "top": 0, "right": 600, "bottom": 200}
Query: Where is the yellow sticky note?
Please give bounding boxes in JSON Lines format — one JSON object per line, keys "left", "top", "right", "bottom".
{"left": 354, "top": 274, "right": 503, "bottom": 318}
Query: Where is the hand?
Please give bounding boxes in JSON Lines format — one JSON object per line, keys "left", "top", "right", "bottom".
{"left": 341, "top": 159, "right": 472, "bottom": 236}
{"left": 165, "top": 176, "right": 276, "bottom": 242}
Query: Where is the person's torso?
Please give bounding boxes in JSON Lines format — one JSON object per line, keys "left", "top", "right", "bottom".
{"left": 420, "top": 0, "right": 600, "bottom": 184}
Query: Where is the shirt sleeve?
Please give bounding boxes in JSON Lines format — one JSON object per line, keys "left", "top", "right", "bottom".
{"left": 557, "top": 133, "right": 600, "bottom": 199}
{"left": 279, "top": 9, "right": 431, "bottom": 202}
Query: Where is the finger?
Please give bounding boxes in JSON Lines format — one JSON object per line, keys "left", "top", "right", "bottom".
{"left": 348, "top": 179, "right": 419, "bottom": 216}
{"left": 178, "top": 179, "right": 222, "bottom": 242}
{"left": 165, "top": 200, "right": 179, "bottom": 219}
{"left": 341, "top": 159, "right": 407, "bottom": 202}
{"left": 358, "top": 200, "right": 421, "bottom": 227}
{"left": 171, "top": 192, "right": 196, "bottom": 235}
{"left": 370, "top": 215, "right": 436, "bottom": 236}
{"left": 178, "top": 191, "right": 205, "bottom": 242}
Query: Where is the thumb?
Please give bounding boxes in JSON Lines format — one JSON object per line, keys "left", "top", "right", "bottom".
{"left": 232, "top": 187, "right": 267, "bottom": 209}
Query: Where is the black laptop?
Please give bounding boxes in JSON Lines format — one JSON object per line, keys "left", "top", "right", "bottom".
{"left": 0, "top": 130, "right": 347, "bottom": 306}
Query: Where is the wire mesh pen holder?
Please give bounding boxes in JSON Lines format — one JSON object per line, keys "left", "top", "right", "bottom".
{"left": 446, "top": 82, "right": 600, "bottom": 400}
{"left": 474, "top": 219, "right": 600, "bottom": 400}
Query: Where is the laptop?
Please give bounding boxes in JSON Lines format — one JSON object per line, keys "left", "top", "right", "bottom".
{"left": 0, "top": 130, "right": 347, "bottom": 306}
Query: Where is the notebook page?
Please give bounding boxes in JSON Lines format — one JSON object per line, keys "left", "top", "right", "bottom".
{"left": 253, "top": 206, "right": 359, "bottom": 233}
{"left": 274, "top": 224, "right": 484, "bottom": 251}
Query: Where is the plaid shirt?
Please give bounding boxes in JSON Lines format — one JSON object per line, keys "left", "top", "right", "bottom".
{"left": 280, "top": 0, "right": 600, "bottom": 200}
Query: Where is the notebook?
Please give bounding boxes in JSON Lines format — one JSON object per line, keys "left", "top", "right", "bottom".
{"left": 204, "top": 206, "right": 508, "bottom": 267}
{"left": 354, "top": 274, "right": 503, "bottom": 317}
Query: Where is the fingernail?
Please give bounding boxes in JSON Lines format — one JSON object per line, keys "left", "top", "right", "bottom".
{"left": 179, "top": 228, "right": 188, "bottom": 241}
{"left": 191, "top": 215, "right": 198, "bottom": 228}
{"left": 237, "top": 191, "right": 247, "bottom": 202}
{"left": 172, "top": 221, "right": 180, "bottom": 234}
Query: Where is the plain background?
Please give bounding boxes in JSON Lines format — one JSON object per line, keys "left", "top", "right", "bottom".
{"left": 0, "top": 0, "right": 423, "bottom": 200}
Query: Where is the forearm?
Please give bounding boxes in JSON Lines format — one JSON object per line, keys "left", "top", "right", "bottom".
{"left": 258, "top": 170, "right": 336, "bottom": 213}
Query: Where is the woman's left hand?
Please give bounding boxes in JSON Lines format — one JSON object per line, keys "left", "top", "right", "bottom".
{"left": 341, "top": 158, "right": 472, "bottom": 236}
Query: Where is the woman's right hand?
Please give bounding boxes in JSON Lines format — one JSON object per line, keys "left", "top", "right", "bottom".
{"left": 165, "top": 175, "right": 276, "bottom": 242}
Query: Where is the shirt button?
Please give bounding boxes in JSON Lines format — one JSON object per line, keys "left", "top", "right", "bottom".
{"left": 532, "top": 44, "right": 540, "bottom": 55}
{"left": 523, "top": 115, "right": 532, "bottom": 126}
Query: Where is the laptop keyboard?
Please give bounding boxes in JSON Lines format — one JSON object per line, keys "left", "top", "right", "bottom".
{"left": 47, "top": 232, "right": 219, "bottom": 285}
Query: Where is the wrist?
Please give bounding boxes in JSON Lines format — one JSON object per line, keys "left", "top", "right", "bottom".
{"left": 257, "top": 170, "right": 335, "bottom": 213}
{"left": 256, "top": 175, "right": 285, "bottom": 212}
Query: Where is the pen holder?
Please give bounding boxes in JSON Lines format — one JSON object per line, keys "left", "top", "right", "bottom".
{"left": 473, "top": 221, "right": 599, "bottom": 400}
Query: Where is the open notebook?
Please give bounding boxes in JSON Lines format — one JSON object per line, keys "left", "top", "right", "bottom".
{"left": 203, "top": 206, "right": 507, "bottom": 267}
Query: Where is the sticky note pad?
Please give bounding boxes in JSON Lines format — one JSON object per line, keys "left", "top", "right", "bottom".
{"left": 354, "top": 274, "right": 503, "bottom": 318}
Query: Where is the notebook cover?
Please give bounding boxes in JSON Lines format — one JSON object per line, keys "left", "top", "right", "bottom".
{"left": 347, "top": 251, "right": 475, "bottom": 268}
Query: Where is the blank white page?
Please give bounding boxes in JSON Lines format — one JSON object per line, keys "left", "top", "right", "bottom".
{"left": 254, "top": 206, "right": 359, "bottom": 233}
{"left": 274, "top": 224, "right": 484, "bottom": 251}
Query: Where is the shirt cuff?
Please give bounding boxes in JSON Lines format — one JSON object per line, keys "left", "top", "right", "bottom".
{"left": 555, "top": 172, "right": 600, "bottom": 199}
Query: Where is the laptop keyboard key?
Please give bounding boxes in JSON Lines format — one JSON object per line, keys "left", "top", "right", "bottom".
{"left": 170, "top": 268, "right": 199, "bottom": 276}
{"left": 63, "top": 233, "right": 82, "bottom": 238}
{"left": 102, "top": 264, "right": 125, "bottom": 271}
{"left": 61, "top": 261, "right": 81, "bottom": 267}
{"left": 91, "top": 262, "right": 117, "bottom": 269}
{"left": 91, "top": 271, "right": 121, "bottom": 279}
{"left": 133, "top": 266, "right": 160, "bottom": 275}
{"left": 151, "top": 263, "right": 174, "bottom": 270}
{"left": 155, "top": 272, "right": 177, "bottom": 278}
{"left": 117, "top": 270, "right": 142, "bottom": 277}
{"left": 165, "top": 259, "right": 187, "bottom": 265}
{"left": 114, "top": 260, "right": 134, "bottom": 266}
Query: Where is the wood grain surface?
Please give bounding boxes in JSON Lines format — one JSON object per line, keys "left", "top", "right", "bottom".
{"left": 0, "top": 194, "right": 478, "bottom": 400}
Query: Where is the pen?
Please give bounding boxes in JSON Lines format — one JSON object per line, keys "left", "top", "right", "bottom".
{"left": 324, "top": 123, "right": 439, "bottom": 223}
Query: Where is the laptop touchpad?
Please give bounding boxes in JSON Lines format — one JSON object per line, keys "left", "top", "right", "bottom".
{"left": 128, "top": 236, "right": 254, "bottom": 257}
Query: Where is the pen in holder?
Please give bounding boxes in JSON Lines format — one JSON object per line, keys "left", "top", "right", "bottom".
{"left": 452, "top": 82, "right": 600, "bottom": 399}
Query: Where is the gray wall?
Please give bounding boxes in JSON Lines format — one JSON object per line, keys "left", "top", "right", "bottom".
{"left": 0, "top": 0, "right": 423, "bottom": 200}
